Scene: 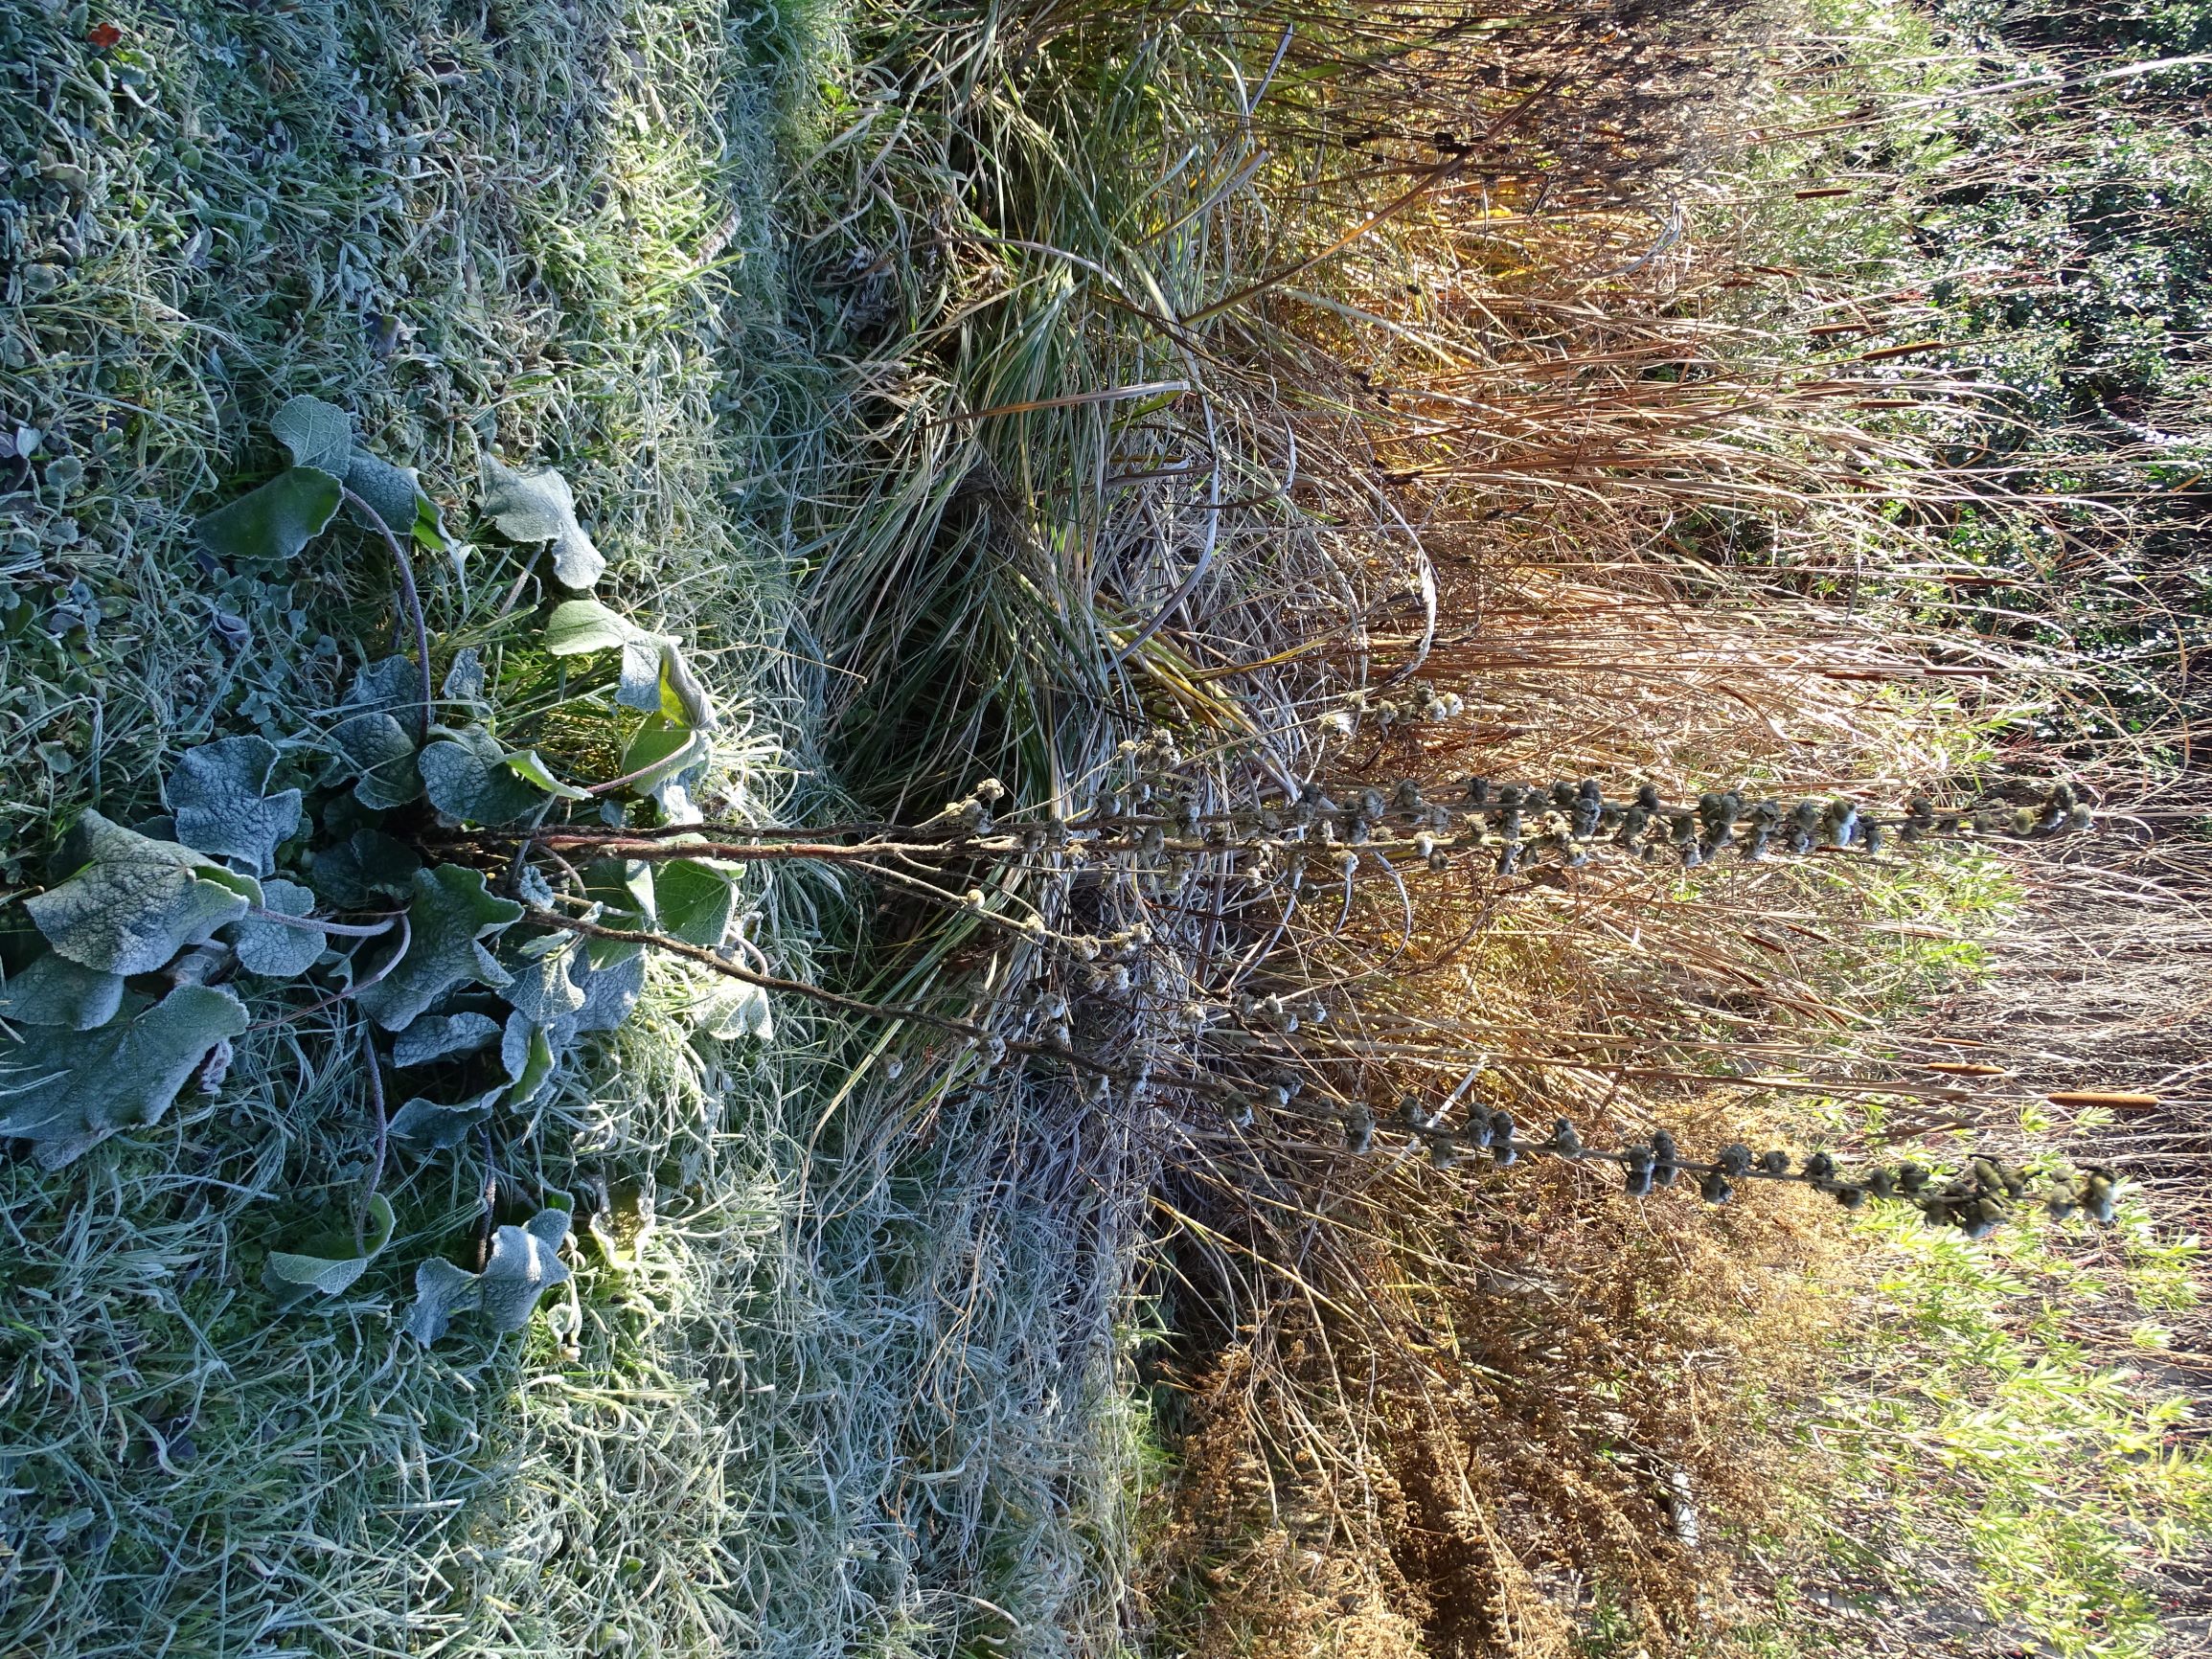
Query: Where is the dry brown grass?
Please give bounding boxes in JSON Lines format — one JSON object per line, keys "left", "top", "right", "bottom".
{"left": 1141, "top": 1105, "right": 1852, "bottom": 1658}
{"left": 770, "top": 5, "right": 2199, "bottom": 1655}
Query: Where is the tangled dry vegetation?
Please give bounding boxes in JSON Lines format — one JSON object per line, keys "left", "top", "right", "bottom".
{"left": 786, "top": 1, "right": 2208, "bottom": 1653}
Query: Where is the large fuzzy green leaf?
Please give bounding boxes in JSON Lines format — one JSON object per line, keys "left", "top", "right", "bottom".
{"left": 573, "top": 952, "right": 647, "bottom": 1032}
{"left": 233, "top": 878, "right": 326, "bottom": 979}
{"left": 620, "top": 715, "right": 712, "bottom": 802}
{"left": 270, "top": 395, "right": 353, "bottom": 475}
{"left": 581, "top": 858, "right": 654, "bottom": 966}
{"left": 263, "top": 1194, "right": 395, "bottom": 1308}
{"left": 615, "top": 636, "right": 718, "bottom": 732}
{"left": 347, "top": 654, "right": 425, "bottom": 716}
{"left": 500, "top": 1011, "right": 558, "bottom": 1107}
{"left": 0, "top": 952, "right": 125, "bottom": 1031}
{"left": 442, "top": 648, "right": 488, "bottom": 710}
{"left": 542, "top": 597, "right": 636, "bottom": 657}
{"left": 699, "top": 977, "right": 774, "bottom": 1043}
{"left": 0, "top": 983, "right": 249, "bottom": 1166}
{"left": 391, "top": 1011, "right": 502, "bottom": 1068}
{"left": 655, "top": 858, "right": 736, "bottom": 947}
{"left": 502, "top": 944, "right": 587, "bottom": 1028}
{"left": 329, "top": 712, "right": 422, "bottom": 809}
{"left": 26, "top": 812, "right": 262, "bottom": 976}
{"left": 194, "top": 466, "right": 344, "bottom": 564}
{"left": 404, "top": 1201, "right": 572, "bottom": 1345}
{"left": 421, "top": 725, "right": 549, "bottom": 826}
{"left": 344, "top": 448, "right": 426, "bottom": 539}
{"left": 480, "top": 456, "right": 604, "bottom": 589}
{"left": 388, "top": 1087, "right": 500, "bottom": 1153}
{"left": 308, "top": 829, "right": 422, "bottom": 909}
{"left": 165, "top": 736, "right": 302, "bottom": 875}
{"left": 355, "top": 865, "right": 523, "bottom": 1033}
{"left": 503, "top": 748, "right": 591, "bottom": 801}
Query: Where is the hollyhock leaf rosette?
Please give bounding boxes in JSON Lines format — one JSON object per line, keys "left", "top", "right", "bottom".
{"left": 165, "top": 736, "right": 303, "bottom": 875}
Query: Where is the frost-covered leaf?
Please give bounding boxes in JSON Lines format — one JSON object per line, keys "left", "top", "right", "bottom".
{"left": 656, "top": 858, "right": 735, "bottom": 947}
{"left": 404, "top": 1202, "right": 573, "bottom": 1345}
{"left": 343, "top": 448, "right": 434, "bottom": 544}
{"left": 421, "top": 725, "right": 548, "bottom": 826}
{"left": 515, "top": 864, "right": 558, "bottom": 909}
{"left": 503, "top": 945, "right": 587, "bottom": 1028}
{"left": 0, "top": 952, "right": 125, "bottom": 1031}
{"left": 392, "top": 1011, "right": 502, "bottom": 1068}
{"left": 388, "top": 1087, "right": 500, "bottom": 1153}
{"left": 355, "top": 865, "right": 523, "bottom": 1033}
{"left": 308, "top": 828, "right": 421, "bottom": 909}
{"left": 234, "top": 877, "right": 326, "bottom": 978}
{"left": 0, "top": 983, "right": 249, "bottom": 1166}
{"left": 655, "top": 780, "right": 704, "bottom": 828}
{"left": 620, "top": 715, "right": 712, "bottom": 802}
{"left": 504, "top": 749, "right": 591, "bottom": 801}
{"left": 442, "top": 648, "right": 487, "bottom": 710}
{"left": 699, "top": 977, "right": 774, "bottom": 1043}
{"left": 543, "top": 597, "right": 637, "bottom": 657}
{"left": 346, "top": 654, "right": 424, "bottom": 716}
{"left": 330, "top": 711, "right": 422, "bottom": 809}
{"left": 194, "top": 466, "right": 344, "bottom": 564}
{"left": 165, "top": 736, "right": 302, "bottom": 875}
{"left": 615, "top": 637, "right": 718, "bottom": 731}
{"left": 404, "top": 1259, "right": 481, "bottom": 1348}
{"left": 618, "top": 632, "right": 674, "bottom": 711}
{"left": 480, "top": 456, "right": 604, "bottom": 589}
{"left": 501, "top": 1011, "right": 557, "bottom": 1107}
{"left": 573, "top": 952, "right": 647, "bottom": 1032}
{"left": 655, "top": 643, "right": 718, "bottom": 731}
{"left": 270, "top": 395, "right": 353, "bottom": 476}
{"left": 581, "top": 859, "right": 654, "bottom": 966}
{"left": 263, "top": 1194, "right": 395, "bottom": 1308}
{"left": 26, "top": 811, "right": 261, "bottom": 976}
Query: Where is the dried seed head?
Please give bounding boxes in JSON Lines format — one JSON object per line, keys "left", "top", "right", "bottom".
{"left": 1622, "top": 1146, "right": 1655, "bottom": 1197}
{"left": 2082, "top": 1170, "right": 2117, "bottom": 1224}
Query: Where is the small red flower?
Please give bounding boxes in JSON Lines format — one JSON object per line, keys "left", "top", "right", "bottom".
{"left": 86, "top": 21, "right": 123, "bottom": 48}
